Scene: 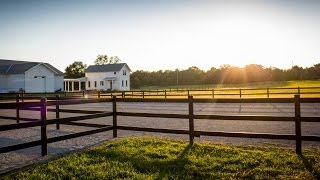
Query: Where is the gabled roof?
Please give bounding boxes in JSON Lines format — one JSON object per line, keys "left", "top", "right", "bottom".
{"left": 85, "top": 63, "right": 131, "bottom": 73}
{"left": 0, "top": 59, "right": 64, "bottom": 75}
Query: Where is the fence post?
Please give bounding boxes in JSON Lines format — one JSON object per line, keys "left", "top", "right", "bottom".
{"left": 212, "top": 89, "right": 215, "bottom": 98}
{"left": 98, "top": 91, "right": 101, "bottom": 98}
{"left": 188, "top": 96, "right": 194, "bottom": 145}
{"left": 64, "top": 91, "right": 67, "bottom": 97}
{"left": 267, "top": 88, "right": 270, "bottom": 98}
{"left": 122, "top": 92, "right": 125, "bottom": 98}
{"left": 16, "top": 95, "right": 20, "bottom": 124}
{"left": 142, "top": 91, "right": 145, "bottom": 98}
{"left": 297, "top": 87, "right": 300, "bottom": 95}
{"left": 294, "top": 95, "right": 302, "bottom": 154}
{"left": 55, "top": 95, "right": 60, "bottom": 130}
{"left": 82, "top": 90, "right": 85, "bottom": 97}
{"left": 21, "top": 91, "right": 24, "bottom": 102}
{"left": 40, "top": 97, "right": 48, "bottom": 156}
{"left": 187, "top": 90, "right": 190, "bottom": 97}
{"left": 113, "top": 96, "right": 117, "bottom": 138}
{"left": 240, "top": 88, "right": 242, "bottom": 98}
{"left": 165, "top": 90, "right": 167, "bottom": 99}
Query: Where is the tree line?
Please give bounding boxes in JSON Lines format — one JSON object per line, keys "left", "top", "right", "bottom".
{"left": 131, "top": 64, "right": 320, "bottom": 88}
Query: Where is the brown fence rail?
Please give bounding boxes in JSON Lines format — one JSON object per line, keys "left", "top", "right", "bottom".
{"left": 1, "top": 86, "right": 320, "bottom": 101}
{"left": 0, "top": 95, "right": 320, "bottom": 156}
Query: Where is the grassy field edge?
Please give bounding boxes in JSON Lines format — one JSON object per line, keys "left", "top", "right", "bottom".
{"left": 4, "top": 136, "right": 320, "bottom": 179}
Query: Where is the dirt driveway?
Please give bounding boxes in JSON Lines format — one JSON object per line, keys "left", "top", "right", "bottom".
{"left": 1, "top": 101, "right": 320, "bottom": 173}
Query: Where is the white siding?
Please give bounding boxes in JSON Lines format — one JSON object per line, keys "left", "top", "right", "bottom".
{"left": 0, "top": 75, "right": 7, "bottom": 92}
{"left": 55, "top": 76, "right": 64, "bottom": 91}
{"left": 119, "top": 65, "right": 130, "bottom": 91}
{"left": 25, "top": 64, "right": 55, "bottom": 92}
{"left": 7, "top": 74, "right": 25, "bottom": 92}
{"left": 85, "top": 72, "right": 117, "bottom": 91}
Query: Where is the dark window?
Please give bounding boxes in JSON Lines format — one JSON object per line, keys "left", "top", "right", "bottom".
{"left": 122, "top": 80, "right": 124, "bottom": 87}
{"left": 114, "top": 72, "right": 116, "bottom": 74}
{"left": 126, "top": 80, "right": 128, "bottom": 87}
{"left": 94, "top": 81, "right": 97, "bottom": 87}
{"left": 123, "top": 70, "right": 126, "bottom": 75}
{"left": 100, "top": 81, "right": 104, "bottom": 86}
{"left": 88, "top": 81, "right": 91, "bottom": 88}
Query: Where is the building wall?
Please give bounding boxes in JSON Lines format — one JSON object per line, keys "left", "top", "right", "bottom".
{"left": 0, "top": 75, "right": 7, "bottom": 93}
{"left": 85, "top": 72, "right": 117, "bottom": 91}
{"left": 54, "top": 75, "right": 64, "bottom": 91}
{"left": 25, "top": 64, "right": 55, "bottom": 92}
{"left": 7, "top": 74, "right": 25, "bottom": 92}
{"left": 118, "top": 65, "right": 130, "bottom": 91}
{"left": 85, "top": 65, "right": 131, "bottom": 91}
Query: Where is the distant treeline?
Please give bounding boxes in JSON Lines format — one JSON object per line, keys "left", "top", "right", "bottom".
{"left": 131, "top": 64, "right": 320, "bottom": 88}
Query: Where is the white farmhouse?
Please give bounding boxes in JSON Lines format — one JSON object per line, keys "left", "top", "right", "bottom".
{"left": 84, "top": 63, "right": 131, "bottom": 91}
{"left": 0, "top": 59, "right": 64, "bottom": 93}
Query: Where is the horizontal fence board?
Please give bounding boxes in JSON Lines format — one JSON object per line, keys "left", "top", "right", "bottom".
{"left": 116, "top": 98, "right": 188, "bottom": 103}
{"left": 61, "top": 122, "right": 111, "bottom": 128}
{"left": 117, "top": 126, "right": 190, "bottom": 135}
{"left": 57, "top": 109, "right": 106, "bottom": 114}
{"left": 47, "top": 112, "right": 113, "bottom": 125}
{"left": 0, "top": 140, "right": 42, "bottom": 154}
{"left": 193, "top": 98, "right": 295, "bottom": 103}
{"left": 301, "top": 117, "right": 320, "bottom": 122}
{"left": 0, "top": 121, "right": 42, "bottom": 131}
{"left": 301, "top": 135, "right": 320, "bottom": 141}
{"left": 195, "top": 131, "right": 296, "bottom": 140}
{"left": 117, "top": 112, "right": 189, "bottom": 119}
{"left": 194, "top": 115, "right": 295, "bottom": 121}
{"left": 47, "top": 126, "right": 113, "bottom": 143}
{"left": 0, "top": 116, "right": 38, "bottom": 122}
{"left": 46, "top": 98, "right": 112, "bottom": 106}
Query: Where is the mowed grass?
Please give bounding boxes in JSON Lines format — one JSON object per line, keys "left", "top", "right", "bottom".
{"left": 131, "top": 80, "right": 320, "bottom": 98}
{"left": 140, "top": 80, "right": 320, "bottom": 90}
{"left": 6, "top": 137, "right": 320, "bottom": 179}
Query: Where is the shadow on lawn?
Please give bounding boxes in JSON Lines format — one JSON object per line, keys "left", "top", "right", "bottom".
{"left": 87, "top": 143, "right": 194, "bottom": 179}
{"left": 299, "top": 154, "right": 320, "bottom": 180}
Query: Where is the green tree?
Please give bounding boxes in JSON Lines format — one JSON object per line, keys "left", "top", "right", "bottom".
{"left": 94, "top": 54, "right": 122, "bottom": 65}
{"left": 65, "top": 61, "right": 87, "bottom": 78}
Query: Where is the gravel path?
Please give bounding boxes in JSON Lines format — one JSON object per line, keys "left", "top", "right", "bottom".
{"left": 1, "top": 102, "right": 320, "bottom": 173}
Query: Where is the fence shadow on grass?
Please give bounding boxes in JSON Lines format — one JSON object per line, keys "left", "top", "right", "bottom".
{"left": 298, "top": 154, "right": 320, "bottom": 179}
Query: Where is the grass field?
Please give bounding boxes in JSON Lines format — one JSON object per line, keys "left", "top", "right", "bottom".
{"left": 139, "top": 80, "right": 320, "bottom": 90}
{"left": 6, "top": 137, "right": 320, "bottom": 179}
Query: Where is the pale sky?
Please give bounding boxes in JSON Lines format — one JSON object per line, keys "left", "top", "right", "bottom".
{"left": 1, "top": 0, "right": 320, "bottom": 72}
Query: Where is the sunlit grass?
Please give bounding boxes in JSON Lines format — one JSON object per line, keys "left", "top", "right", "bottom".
{"left": 6, "top": 137, "right": 320, "bottom": 179}
{"left": 128, "top": 80, "right": 320, "bottom": 98}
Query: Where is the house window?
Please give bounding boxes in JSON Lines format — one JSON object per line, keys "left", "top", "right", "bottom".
{"left": 114, "top": 72, "right": 116, "bottom": 74}
{"left": 88, "top": 81, "right": 91, "bottom": 88}
{"left": 94, "top": 81, "right": 97, "bottom": 87}
{"left": 122, "top": 80, "right": 124, "bottom": 87}
{"left": 100, "top": 81, "right": 104, "bottom": 86}
{"left": 126, "top": 80, "right": 128, "bottom": 87}
{"left": 123, "top": 70, "right": 126, "bottom": 75}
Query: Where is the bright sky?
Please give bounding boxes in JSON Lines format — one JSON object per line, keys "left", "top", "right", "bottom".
{"left": 1, "top": 0, "right": 320, "bottom": 72}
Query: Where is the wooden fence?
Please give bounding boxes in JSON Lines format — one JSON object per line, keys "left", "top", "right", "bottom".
{"left": 0, "top": 95, "right": 320, "bottom": 156}
{"left": 1, "top": 87, "right": 320, "bottom": 100}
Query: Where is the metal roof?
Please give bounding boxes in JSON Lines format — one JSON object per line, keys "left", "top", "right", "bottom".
{"left": 85, "top": 63, "right": 131, "bottom": 73}
{"left": 0, "top": 59, "right": 64, "bottom": 75}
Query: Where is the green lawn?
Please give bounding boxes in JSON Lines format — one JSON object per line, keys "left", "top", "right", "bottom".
{"left": 138, "top": 80, "right": 320, "bottom": 90}
{"left": 6, "top": 137, "right": 320, "bottom": 179}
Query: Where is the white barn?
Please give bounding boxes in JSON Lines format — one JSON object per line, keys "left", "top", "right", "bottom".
{"left": 0, "top": 59, "right": 64, "bottom": 93}
{"left": 84, "top": 63, "right": 131, "bottom": 91}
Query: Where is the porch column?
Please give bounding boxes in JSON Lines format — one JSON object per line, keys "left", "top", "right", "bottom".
{"left": 78, "top": 81, "right": 81, "bottom": 91}
{"left": 64, "top": 81, "right": 66, "bottom": 91}
{"left": 67, "top": 81, "right": 70, "bottom": 92}
{"left": 72, "top": 81, "right": 74, "bottom": 92}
